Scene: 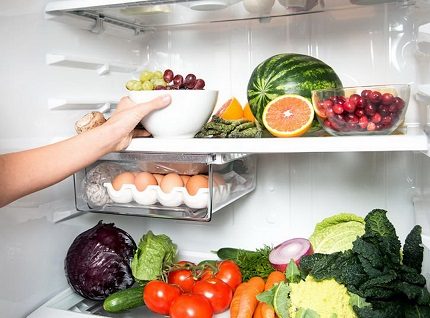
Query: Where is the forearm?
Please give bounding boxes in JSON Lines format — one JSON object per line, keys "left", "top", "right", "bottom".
{"left": 0, "top": 124, "right": 118, "bottom": 208}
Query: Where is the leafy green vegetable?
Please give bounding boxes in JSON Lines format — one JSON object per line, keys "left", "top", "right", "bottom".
{"left": 234, "top": 245, "right": 274, "bottom": 281}
{"left": 286, "top": 259, "right": 302, "bottom": 284}
{"left": 131, "top": 231, "right": 177, "bottom": 283}
{"left": 300, "top": 209, "right": 430, "bottom": 316}
{"left": 403, "top": 225, "right": 424, "bottom": 273}
{"left": 309, "top": 213, "right": 365, "bottom": 254}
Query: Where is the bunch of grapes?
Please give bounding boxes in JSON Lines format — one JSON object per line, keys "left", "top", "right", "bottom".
{"left": 125, "top": 69, "right": 205, "bottom": 91}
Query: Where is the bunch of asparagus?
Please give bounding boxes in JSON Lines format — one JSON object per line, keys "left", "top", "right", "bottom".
{"left": 195, "top": 115, "right": 262, "bottom": 138}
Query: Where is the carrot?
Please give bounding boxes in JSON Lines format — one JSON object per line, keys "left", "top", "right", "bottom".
{"left": 247, "top": 276, "right": 266, "bottom": 293}
{"left": 264, "top": 271, "right": 286, "bottom": 291}
{"left": 260, "top": 302, "right": 276, "bottom": 318}
{"left": 252, "top": 302, "right": 264, "bottom": 318}
{"left": 230, "top": 277, "right": 265, "bottom": 318}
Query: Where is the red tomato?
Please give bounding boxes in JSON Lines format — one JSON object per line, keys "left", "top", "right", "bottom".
{"left": 192, "top": 277, "right": 233, "bottom": 314}
{"left": 214, "top": 260, "right": 242, "bottom": 291}
{"left": 143, "top": 280, "right": 181, "bottom": 315}
{"left": 168, "top": 269, "right": 195, "bottom": 293}
{"left": 169, "top": 294, "right": 213, "bottom": 318}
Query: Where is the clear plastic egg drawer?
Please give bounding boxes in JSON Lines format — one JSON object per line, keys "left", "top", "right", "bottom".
{"left": 74, "top": 153, "right": 257, "bottom": 221}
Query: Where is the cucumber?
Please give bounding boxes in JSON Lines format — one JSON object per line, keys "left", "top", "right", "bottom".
{"left": 103, "top": 286, "right": 144, "bottom": 313}
{"left": 216, "top": 247, "right": 255, "bottom": 260}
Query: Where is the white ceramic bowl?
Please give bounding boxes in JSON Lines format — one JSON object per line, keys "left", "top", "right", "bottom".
{"left": 129, "top": 90, "right": 218, "bottom": 138}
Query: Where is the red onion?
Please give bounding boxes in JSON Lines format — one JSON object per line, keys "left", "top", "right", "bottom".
{"left": 269, "top": 238, "right": 313, "bottom": 272}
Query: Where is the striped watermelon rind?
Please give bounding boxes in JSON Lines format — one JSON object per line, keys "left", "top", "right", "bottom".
{"left": 247, "top": 53, "right": 343, "bottom": 125}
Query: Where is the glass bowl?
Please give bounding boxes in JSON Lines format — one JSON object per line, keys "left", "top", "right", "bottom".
{"left": 311, "top": 84, "right": 410, "bottom": 136}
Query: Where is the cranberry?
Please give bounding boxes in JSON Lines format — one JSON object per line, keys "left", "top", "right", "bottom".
{"left": 343, "top": 100, "right": 356, "bottom": 113}
{"left": 393, "top": 97, "right": 405, "bottom": 110}
{"left": 349, "top": 94, "right": 361, "bottom": 106}
{"left": 375, "top": 123, "right": 384, "bottom": 130}
{"left": 364, "top": 104, "right": 376, "bottom": 116}
{"left": 345, "top": 113, "right": 359, "bottom": 123}
{"left": 323, "top": 99, "right": 333, "bottom": 109}
{"left": 337, "top": 96, "right": 347, "bottom": 104}
{"left": 379, "top": 105, "right": 390, "bottom": 117}
{"left": 333, "top": 103, "right": 344, "bottom": 114}
{"left": 329, "top": 118, "right": 341, "bottom": 131}
{"left": 325, "top": 106, "right": 335, "bottom": 118}
{"left": 381, "top": 93, "right": 394, "bottom": 105}
{"left": 361, "top": 89, "right": 372, "bottom": 98}
{"left": 358, "top": 116, "right": 369, "bottom": 129}
{"left": 355, "top": 109, "right": 365, "bottom": 118}
{"left": 323, "top": 119, "right": 332, "bottom": 129}
{"left": 369, "top": 91, "right": 382, "bottom": 104}
{"left": 371, "top": 113, "right": 382, "bottom": 123}
{"left": 382, "top": 115, "right": 392, "bottom": 125}
{"left": 388, "top": 104, "right": 397, "bottom": 113}
{"left": 367, "top": 122, "right": 376, "bottom": 131}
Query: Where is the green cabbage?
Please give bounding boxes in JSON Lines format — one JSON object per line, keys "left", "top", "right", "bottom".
{"left": 309, "top": 213, "right": 365, "bottom": 254}
{"left": 131, "top": 231, "right": 177, "bottom": 282}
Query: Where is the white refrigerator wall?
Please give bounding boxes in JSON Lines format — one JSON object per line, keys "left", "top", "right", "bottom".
{"left": 1, "top": 1, "right": 430, "bottom": 318}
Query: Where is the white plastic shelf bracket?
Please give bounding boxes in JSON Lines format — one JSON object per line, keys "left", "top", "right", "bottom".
{"left": 46, "top": 53, "right": 138, "bottom": 74}
{"left": 48, "top": 99, "right": 116, "bottom": 112}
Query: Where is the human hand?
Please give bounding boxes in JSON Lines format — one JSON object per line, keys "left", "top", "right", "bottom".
{"left": 101, "top": 94, "right": 171, "bottom": 151}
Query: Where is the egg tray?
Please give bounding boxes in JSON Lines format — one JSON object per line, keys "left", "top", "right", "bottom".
{"left": 103, "top": 183, "right": 232, "bottom": 209}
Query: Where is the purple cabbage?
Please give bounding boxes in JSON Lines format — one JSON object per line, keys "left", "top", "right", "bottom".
{"left": 64, "top": 221, "right": 137, "bottom": 300}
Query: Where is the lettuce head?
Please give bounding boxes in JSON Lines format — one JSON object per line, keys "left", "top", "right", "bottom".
{"left": 309, "top": 213, "right": 365, "bottom": 254}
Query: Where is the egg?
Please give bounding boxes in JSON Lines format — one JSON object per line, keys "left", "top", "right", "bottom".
{"left": 180, "top": 174, "right": 191, "bottom": 186}
{"left": 160, "top": 173, "right": 184, "bottom": 193}
{"left": 112, "top": 172, "right": 135, "bottom": 191}
{"left": 134, "top": 171, "right": 158, "bottom": 191}
{"left": 186, "top": 174, "right": 209, "bottom": 196}
{"left": 152, "top": 173, "right": 164, "bottom": 185}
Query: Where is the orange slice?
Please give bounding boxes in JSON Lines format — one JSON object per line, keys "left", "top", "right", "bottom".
{"left": 243, "top": 102, "right": 256, "bottom": 122}
{"left": 215, "top": 97, "right": 243, "bottom": 120}
{"left": 262, "top": 94, "right": 314, "bottom": 137}
{"left": 311, "top": 93, "right": 328, "bottom": 119}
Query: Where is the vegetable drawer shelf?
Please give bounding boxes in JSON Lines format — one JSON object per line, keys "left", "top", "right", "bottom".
{"left": 74, "top": 153, "right": 257, "bottom": 222}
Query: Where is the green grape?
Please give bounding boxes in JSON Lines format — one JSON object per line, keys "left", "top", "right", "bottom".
{"left": 126, "top": 80, "right": 139, "bottom": 90}
{"left": 132, "top": 81, "right": 143, "bottom": 91}
{"left": 153, "top": 70, "right": 163, "bottom": 79}
{"left": 141, "top": 80, "right": 154, "bottom": 90}
{"left": 151, "top": 78, "right": 167, "bottom": 87}
{"left": 139, "top": 70, "right": 153, "bottom": 82}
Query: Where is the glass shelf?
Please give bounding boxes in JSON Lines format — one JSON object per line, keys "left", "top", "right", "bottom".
{"left": 45, "top": 0, "right": 418, "bottom": 31}
{"left": 125, "top": 127, "right": 429, "bottom": 155}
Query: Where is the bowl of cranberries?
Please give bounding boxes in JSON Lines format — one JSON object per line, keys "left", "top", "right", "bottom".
{"left": 311, "top": 84, "right": 410, "bottom": 136}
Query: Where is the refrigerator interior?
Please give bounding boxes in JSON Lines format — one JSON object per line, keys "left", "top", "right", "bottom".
{"left": 1, "top": 0, "right": 430, "bottom": 317}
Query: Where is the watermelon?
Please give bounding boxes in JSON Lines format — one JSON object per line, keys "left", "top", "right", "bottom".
{"left": 247, "top": 53, "right": 343, "bottom": 124}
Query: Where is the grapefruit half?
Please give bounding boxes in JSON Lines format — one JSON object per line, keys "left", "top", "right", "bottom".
{"left": 262, "top": 94, "right": 314, "bottom": 137}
